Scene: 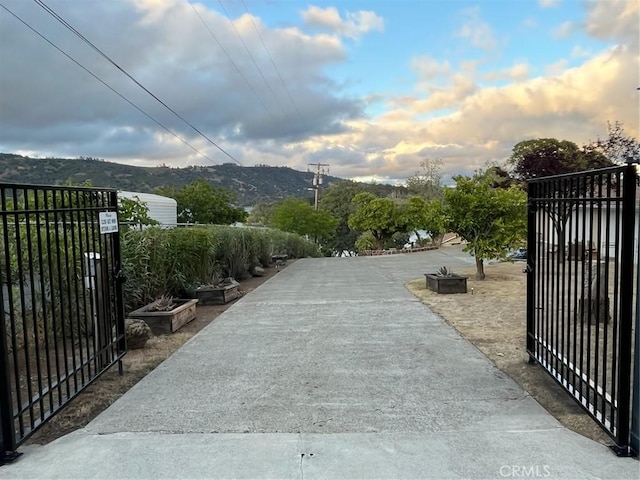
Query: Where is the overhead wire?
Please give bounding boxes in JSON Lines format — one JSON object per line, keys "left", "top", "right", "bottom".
{"left": 217, "top": 0, "right": 287, "bottom": 118}
{"left": 0, "top": 1, "right": 219, "bottom": 165}
{"left": 240, "top": 0, "right": 302, "bottom": 120}
{"left": 186, "top": 0, "right": 275, "bottom": 120}
{"left": 33, "top": 0, "right": 243, "bottom": 165}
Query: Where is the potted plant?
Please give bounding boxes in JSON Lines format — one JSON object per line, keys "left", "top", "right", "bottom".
{"left": 128, "top": 294, "right": 198, "bottom": 334}
{"left": 424, "top": 266, "right": 468, "bottom": 294}
{"left": 195, "top": 273, "right": 242, "bottom": 305}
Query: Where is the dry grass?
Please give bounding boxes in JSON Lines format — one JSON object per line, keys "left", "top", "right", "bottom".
{"left": 406, "top": 261, "right": 611, "bottom": 446}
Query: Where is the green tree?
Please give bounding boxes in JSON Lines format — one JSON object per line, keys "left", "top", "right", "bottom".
{"left": 270, "top": 198, "right": 337, "bottom": 240}
{"left": 318, "top": 180, "right": 366, "bottom": 255}
{"left": 118, "top": 195, "right": 159, "bottom": 228}
{"left": 445, "top": 173, "right": 527, "bottom": 280}
{"left": 246, "top": 202, "right": 275, "bottom": 226}
{"left": 156, "top": 179, "right": 247, "bottom": 225}
{"left": 348, "top": 192, "right": 406, "bottom": 250}
{"left": 404, "top": 197, "right": 448, "bottom": 246}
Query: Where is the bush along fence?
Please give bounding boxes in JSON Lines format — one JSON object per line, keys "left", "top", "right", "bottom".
{"left": 120, "top": 225, "right": 319, "bottom": 314}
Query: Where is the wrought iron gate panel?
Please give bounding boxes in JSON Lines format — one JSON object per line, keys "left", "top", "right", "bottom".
{"left": 0, "top": 183, "right": 126, "bottom": 461}
{"left": 526, "top": 164, "right": 636, "bottom": 454}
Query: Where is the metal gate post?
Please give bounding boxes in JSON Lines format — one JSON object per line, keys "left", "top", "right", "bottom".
{"left": 633, "top": 226, "right": 640, "bottom": 455}
{"left": 0, "top": 305, "right": 20, "bottom": 464}
{"left": 109, "top": 191, "right": 126, "bottom": 364}
{"left": 612, "top": 163, "right": 636, "bottom": 455}
{"left": 526, "top": 181, "right": 537, "bottom": 361}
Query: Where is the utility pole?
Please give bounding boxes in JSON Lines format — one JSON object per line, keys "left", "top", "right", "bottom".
{"left": 308, "top": 163, "right": 329, "bottom": 210}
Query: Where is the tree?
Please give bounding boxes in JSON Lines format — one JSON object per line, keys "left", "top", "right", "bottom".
{"left": 586, "top": 121, "right": 640, "bottom": 164}
{"left": 318, "top": 180, "right": 366, "bottom": 256}
{"left": 118, "top": 195, "right": 159, "bottom": 228}
{"left": 404, "top": 197, "right": 448, "bottom": 247}
{"left": 246, "top": 202, "right": 275, "bottom": 226}
{"left": 405, "top": 157, "right": 444, "bottom": 201}
{"left": 348, "top": 192, "right": 406, "bottom": 250}
{"left": 508, "top": 138, "right": 612, "bottom": 181}
{"left": 270, "top": 198, "right": 337, "bottom": 240}
{"left": 156, "top": 179, "right": 247, "bottom": 225}
{"left": 508, "top": 138, "right": 613, "bottom": 257}
{"left": 445, "top": 173, "right": 527, "bottom": 280}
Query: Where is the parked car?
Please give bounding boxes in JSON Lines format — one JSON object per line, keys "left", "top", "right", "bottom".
{"left": 507, "top": 248, "right": 527, "bottom": 260}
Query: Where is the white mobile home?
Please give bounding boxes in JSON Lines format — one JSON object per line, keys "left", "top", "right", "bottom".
{"left": 118, "top": 191, "right": 177, "bottom": 227}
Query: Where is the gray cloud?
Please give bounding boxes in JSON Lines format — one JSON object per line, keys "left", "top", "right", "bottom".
{"left": 0, "top": 0, "right": 362, "bottom": 164}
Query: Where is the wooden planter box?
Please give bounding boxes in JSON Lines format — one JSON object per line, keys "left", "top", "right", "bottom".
{"left": 129, "top": 298, "right": 198, "bottom": 335}
{"left": 195, "top": 280, "right": 241, "bottom": 305}
{"left": 425, "top": 274, "right": 468, "bottom": 294}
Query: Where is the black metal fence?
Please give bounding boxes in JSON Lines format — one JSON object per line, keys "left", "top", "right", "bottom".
{"left": 526, "top": 164, "right": 637, "bottom": 455}
{"left": 0, "top": 183, "right": 126, "bottom": 462}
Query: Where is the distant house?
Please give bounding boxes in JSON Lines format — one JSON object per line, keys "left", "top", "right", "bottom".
{"left": 118, "top": 191, "right": 177, "bottom": 227}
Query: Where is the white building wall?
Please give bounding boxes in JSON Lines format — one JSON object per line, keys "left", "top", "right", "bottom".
{"left": 118, "top": 191, "right": 177, "bottom": 227}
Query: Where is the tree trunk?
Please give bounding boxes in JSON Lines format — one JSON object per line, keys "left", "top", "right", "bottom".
{"left": 475, "top": 257, "right": 485, "bottom": 280}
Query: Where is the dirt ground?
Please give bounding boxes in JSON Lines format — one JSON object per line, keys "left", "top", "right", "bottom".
{"left": 26, "top": 262, "right": 289, "bottom": 445}
{"left": 406, "top": 261, "right": 612, "bottom": 446}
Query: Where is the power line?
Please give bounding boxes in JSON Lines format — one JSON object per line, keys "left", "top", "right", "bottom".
{"left": 33, "top": 0, "right": 242, "bottom": 166}
{"left": 0, "top": 1, "right": 219, "bottom": 165}
{"left": 240, "top": 0, "right": 302, "bottom": 120}
{"left": 217, "top": 0, "right": 287, "bottom": 118}
{"left": 187, "top": 0, "right": 275, "bottom": 120}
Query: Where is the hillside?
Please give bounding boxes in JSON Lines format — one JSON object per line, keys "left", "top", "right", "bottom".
{"left": 0, "top": 154, "right": 351, "bottom": 206}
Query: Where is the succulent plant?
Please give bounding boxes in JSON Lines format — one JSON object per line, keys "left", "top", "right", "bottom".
{"left": 436, "top": 266, "right": 454, "bottom": 277}
{"left": 151, "top": 294, "right": 176, "bottom": 311}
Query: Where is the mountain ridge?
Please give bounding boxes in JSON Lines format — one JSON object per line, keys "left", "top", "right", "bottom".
{"left": 0, "top": 153, "right": 355, "bottom": 206}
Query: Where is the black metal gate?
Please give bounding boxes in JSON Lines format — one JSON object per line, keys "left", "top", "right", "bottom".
{"left": 526, "top": 164, "right": 637, "bottom": 455}
{"left": 0, "top": 183, "right": 126, "bottom": 462}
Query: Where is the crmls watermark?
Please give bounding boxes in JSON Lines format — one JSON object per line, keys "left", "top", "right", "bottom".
{"left": 499, "top": 465, "right": 551, "bottom": 478}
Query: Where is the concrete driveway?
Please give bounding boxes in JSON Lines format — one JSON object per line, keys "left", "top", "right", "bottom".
{"left": 1, "top": 248, "right": 637, "bottom": 479}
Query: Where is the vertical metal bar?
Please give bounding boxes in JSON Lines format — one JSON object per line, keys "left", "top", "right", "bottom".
{"left": 610, "top": 171, "right": 622, "bottom": 439}
{"left": 565, "top": 177, "right": 575, "bottom": 386}
{"left": 632, "top": 178, "right": 640, "bottom": 454}
{"left": 593, "top": 175, "right": 603, "bottom": 424}
{"left": 33, "top": 189, "right": 55, "bottom": 415}
{"left": 67, "top": 190, "right": 83, "bottom": 392}
{"left": 612, "top": 163, "right": 635, "bottom": 453}
{"left": 0, "top": 187, "right": 22, "bottom": 442}
{"left": 602, "top": 172, "right": 612, "bottom": 427}
{"left": 110, "top": 191, "right": 127, "bottom": 359}
{"left": 0, "top": 187, "right": 19, "bottom": 460}
{"left": 526, "top": 181, "right": 537, "bottom": 358}
{"left": 23, "top": 189, "right": 46, "bottom": 423}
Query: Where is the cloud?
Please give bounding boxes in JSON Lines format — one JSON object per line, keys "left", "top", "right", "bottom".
{"left": 553, "top": 21, "right": 574, "bottom": 38}
{"left": 457, "top": 7, "right": 498, "bottom": 51}
{"left": 483, "top": 63, "right": 531, "bottom": 82}
{"left": 0, "top": 0, "right": 362, "bottom": 165}
{"left": 303, "top": 44, "right": 638, "bottom": 183}
{"left": 544, "top": 58, "right": 569, "bottom": 75}
{"left": 301, "top": 6, "right": 384, "bottom": 40}
{"left": 584, "top": 0, "right": 639, "bottom": 49}
{"left": 570, "top": 45, "right": 592, "bottom": 58}
{"left": 410, "top": 56, "right": 451, "bottom": 80}
{"left": 538, "top": 0, "right": 561, "bottom": 8}
{"left": 0, "top": 0, "right": 638, "bottom": 189}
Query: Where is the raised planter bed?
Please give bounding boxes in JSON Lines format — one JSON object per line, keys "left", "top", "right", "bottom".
{"left": 195, "top": 280, "right": 241, "bottom": 305}
{"left": 128, "top": 298, "right": 198, "bottom": 335}
{"left": 424, "top": 274, "right": 468, "bottom": 294}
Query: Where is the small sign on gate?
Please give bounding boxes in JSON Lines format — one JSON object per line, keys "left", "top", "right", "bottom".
{"left": 99, "top": 212, "right": 119, "bottom": 234}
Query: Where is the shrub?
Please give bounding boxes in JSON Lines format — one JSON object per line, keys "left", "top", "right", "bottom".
{"left": 120, "top": 226, "right": 319, "bottom": 313}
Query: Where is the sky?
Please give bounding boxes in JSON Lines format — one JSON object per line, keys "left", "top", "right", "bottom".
{"left": 0, "top": 0, "right": 638, "bottom": 185}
